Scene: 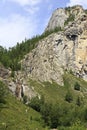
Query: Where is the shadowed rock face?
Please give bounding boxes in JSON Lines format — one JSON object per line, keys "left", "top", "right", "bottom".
{"left": 21, "top": 5, "right": 87, "bottom": 85}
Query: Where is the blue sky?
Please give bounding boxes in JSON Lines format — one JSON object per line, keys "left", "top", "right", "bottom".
{"left": 0, "top": 0, "right": 87, "bottom": 48}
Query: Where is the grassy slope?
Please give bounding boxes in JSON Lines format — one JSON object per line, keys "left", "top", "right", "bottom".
{"left": 29, "top": 72, "right": 87, "bottom": 104}
{"left": 0, "top": 92, "right": 48, "bottom": 130}
{"left": 28, "top": 73, "right": 87, "bottom": 129}
{"left": 1, "top": 72, "right": 87, "bottom": 130}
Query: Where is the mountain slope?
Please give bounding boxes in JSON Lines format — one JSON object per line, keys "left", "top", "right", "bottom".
{"left": 0, "top": 81, "right": 48, "bottom": 130}
{"left": 1, "top": 5, "right": 87, "bottom": 102}
{"left": 21, "top": 5, "right": 87, "bottom": 86}
{"left": 1, "top": 72, "right": 87, "bottom": 129}
{"left": 45, "top": 5, "right": 85, "bottom": 31}
{"left": 28, "top": 72, "right": 87, "bottom": 104}
{"left": 1, "top": 5, "right": 87, "bottom": 130}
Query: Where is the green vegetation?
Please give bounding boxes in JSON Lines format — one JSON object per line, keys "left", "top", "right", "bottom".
{"left": 0, "top": 81, "right": 7, "bottom": 105}
{"left": 0, "top": 81, "right": 49, "bottom": 130}
{"left": 65, "top": 6, "right": 76, "bottom": 26}
{"left": 85, "top": 9, "right": 87, "bottom": 14}
{"left": 65, "top": 91, "right": 73, "bottom": 103}
{"left": 28, "top": 95, "right": 87, "bottom": 129}
{"left": 65, "top": 6, "right": 71, "bottom": 13}
{"left": 58, "top": 120, "right": 86, "bottom": 130}
{"left": 0, "top": 27, "right": 62, "bottom": 71}
{"left": 1, "top": 70, "right": 87, "bottom": 129}
{"left": 1, "top": 5, "right": 87, "bottom": 130}
{"left": 28, "top": 73, "right": 87, "bottom": 129}
{"left": 74, "top": 82, "right": 80, "bottom": 91}
{"left": 76, "top": 96, "right": 82, "bottom": 106}
{"left": 65, "top": 5, "right": 79, "bottom": 13}
{"left": 23, "top": 95, "right": 27, "bottom": 104}
{"left": 64, "top": 14, "right": 75, "bottom": 25}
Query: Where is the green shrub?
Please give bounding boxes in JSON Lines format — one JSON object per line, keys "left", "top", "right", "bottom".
{"left": 69, "top": 69, "right": 74, "bottom": 75}
{"left": 84, "top": 108, "right": 87, "bottom": 121}
{"left": 76, "top": 96, "right": 82, "bottom": 106}
{"left": 28, "top": 96, "right": 44, "bottom": 112}
{"left": 65, "top": 7, "right": 71, "bottom": 13}
{"left": 10, "top": 70, "right": 15, "bottom": 77}
{"left": 69, "top": 120, "right": 85, "bottom": 130}
{"left": 40, "top": 103, "right": 52, "bottom": 126}
{"left": 0, "top": 81, "right": 7, "bottom": 105}
{"left": 64, "top": 14, "right": 75, "bottom": 25}
{"left": 85, "top": 9, "right": 87, "bottom": 14}
{"left": 74, "top": 82, "right": 80, "bottom": 91}
{"left": 23, "top": 95, "right": 28, "bottom": 104}
{"left": 65, "top": 91, "right": 73, "bottom": 103}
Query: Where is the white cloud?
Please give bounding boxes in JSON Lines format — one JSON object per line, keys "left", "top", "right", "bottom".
{"left": 0, "top": 0, "right": 51, "bottom": 48}
{"left": 0, "top": 14, "right": 38, "bottom": 48}
{"left": 67, "top": 0, "right": 87, "bottom": 8}
{"left": 6, "top": 0, "right": 42, "bottom": 6}
{"left": 24, "top": 6, "right": 39, "bottom": 14}
{"left": 5, "top": 0, "right": 43, "bottom": 15}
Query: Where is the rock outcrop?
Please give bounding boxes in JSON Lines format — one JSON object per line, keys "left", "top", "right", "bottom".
{"left": 1, "top": 5, "right": 87, "bottom": 99}
{"left": 8, "top": 72, "right": 37, "bottom": 100}
{"left": 45, "top": 5, "right": 85, "bottom": 31}
{"left": 0, "top": 65, "right": 36, "bottom": 100}
{"left": 0, "top": 66, "right": 10, "bottom": 79}
{"left": 21, "top": 5, "right": 87, "bottom": 85}
{"left": 45, "top": 8, "right": 68, "bottom": 31}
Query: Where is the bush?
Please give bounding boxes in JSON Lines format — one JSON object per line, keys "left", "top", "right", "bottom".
{"left": 84, "top": 108, "right": 87, "bottom": 121}
{"left": 85, "top": 9, "right": 87, "bottom": 14}
{"left": 65, "top": 91, "right": 73, "bottom": 103}
{"left": 40, "top": 103, "right": 52, "bottom": 126}
{"left": 10, "top": 70, "right": 15, "bottom": 77}
{"left": 76, "top": 96, "right": 81, "bottom": 106}
{"left": 69, "top": 69, "right": 74, "bottom": 75}
{"left": 23, "top": 95, "right": 28, "bottom": 104}
{"left": 0, "top": 81, "right": 7, "bottom": 105}
{"left": 74, "top": 82, "right": 80, "bottom": 91}
{"left": 28, "top": 95, "right": 44, "bottom": 112}
{"left": 69, "top": 120, "right": 85, "bottom": 130}
{"left": 64, "top": 14, "right": 75, "bottom": 25}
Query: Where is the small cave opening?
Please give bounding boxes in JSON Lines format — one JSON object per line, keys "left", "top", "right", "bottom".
{"left": 71, "top": 34, "right": 78, "bottom": 41}
{"left": 66, "top": 34, "right": 78, "bottom": 41}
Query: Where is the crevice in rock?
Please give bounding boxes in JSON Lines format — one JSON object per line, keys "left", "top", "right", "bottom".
{"left": 63, "top": 45, "right": 67, "bottom": 50}
{"left": 55, "top": 39, "right": 62, "bottom": 46}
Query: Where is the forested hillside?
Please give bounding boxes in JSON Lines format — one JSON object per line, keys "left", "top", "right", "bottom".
{"left": 0, "top": 27, "right": 62, "bottom": 71}
{"left": 1, "top": 5, "right": 87, "bottom": 130}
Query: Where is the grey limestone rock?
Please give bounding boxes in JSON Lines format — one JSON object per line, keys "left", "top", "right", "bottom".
{"left": 1, "top": 5, "right": 87, "bottom": 100}
{"left": 21, "top": 5, "right": 87, "bottom": 85}
{"left": 45, "top": 8, "right": 68, "bottom": 31}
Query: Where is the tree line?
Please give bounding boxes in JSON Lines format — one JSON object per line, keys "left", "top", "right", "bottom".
{"left": 28, "top": 94, "right": 87, "bottom": 129}
{"left": 0, "top": 27, "right": 62, "bottom": 71}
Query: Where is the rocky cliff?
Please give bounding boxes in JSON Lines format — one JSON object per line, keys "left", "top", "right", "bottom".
{"left": 21, "top": 5, "right": 87, "bottom": 86}
{"left": 45, "top": 5, "right": 85, "bottom": 31}
{"left": 1, "top": 5, "right": 87, "bottom": 99}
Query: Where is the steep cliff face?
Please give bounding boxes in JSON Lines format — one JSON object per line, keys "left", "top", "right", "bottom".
{"left": 45, "top": 5, "right": 84, "bottom": 31}
{"left": 22, "top": 5, "right": 87, "bottom": 85}
{"left": 1, "top": 5, "right": 87, "bottom": 99}
{"left": 45, "top": 8, "right": 68, "bottom": 31}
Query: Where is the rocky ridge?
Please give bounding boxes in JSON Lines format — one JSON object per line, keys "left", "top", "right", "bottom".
{"left": 0, "top": 65, "right": 37, "bottom": 100}
{"left": 1, "top": 5, "right": 87, "bottom": 99}
{"left": 21, "top": 5, "right": 87, "bottom": 85}
{"left": 45, "top": 5, "right": 85, "bottom": 31}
